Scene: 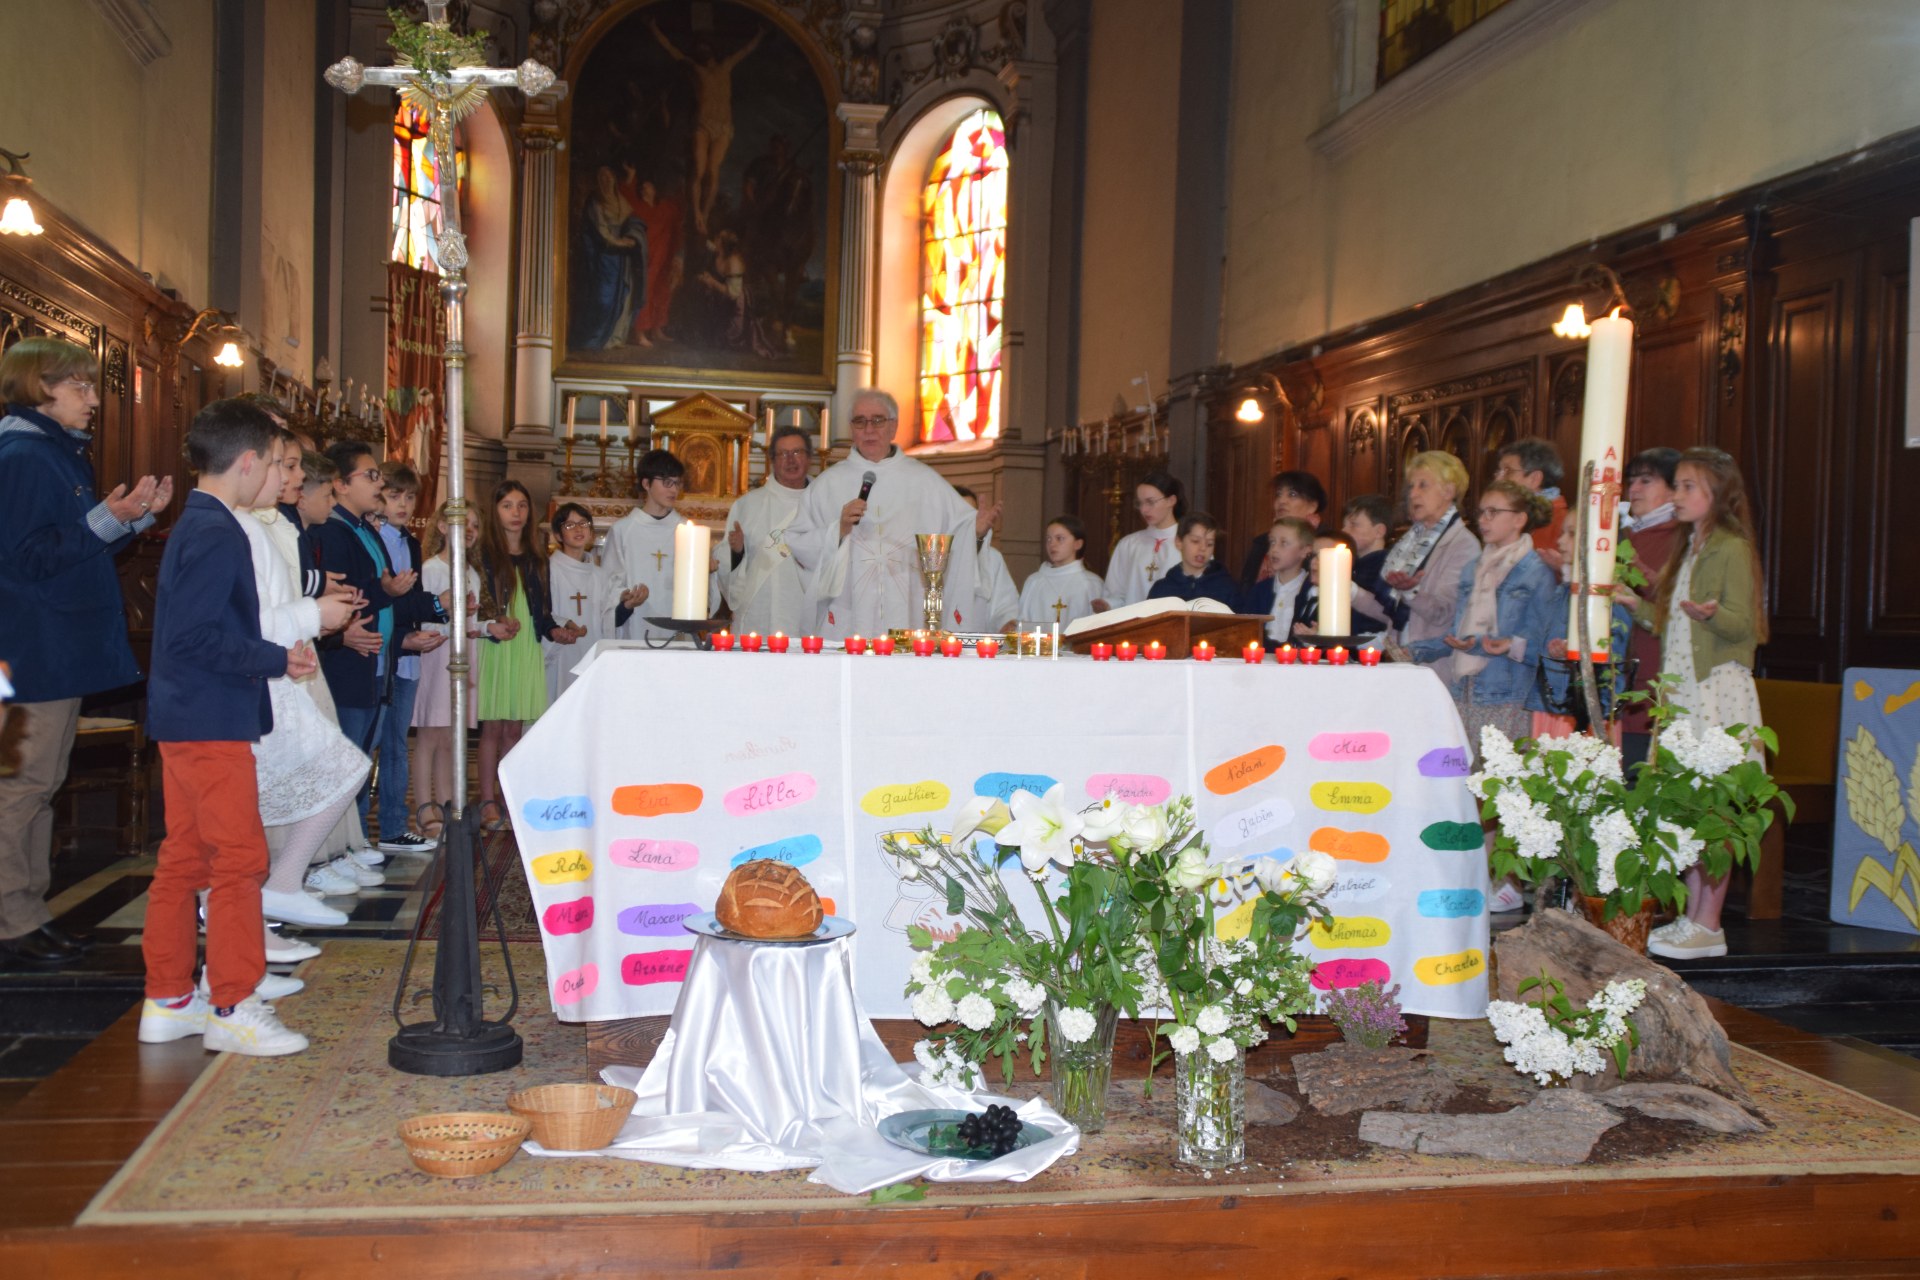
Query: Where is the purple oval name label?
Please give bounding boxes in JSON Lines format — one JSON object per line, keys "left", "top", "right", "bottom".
{"left": 617, "top": 901, "right": 702, "bottom": 937}
{"left": 1418, "top": 747, "right": 1471, "bottom": 777}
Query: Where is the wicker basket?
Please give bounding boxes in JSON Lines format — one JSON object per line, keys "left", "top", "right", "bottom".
{"left": 398, "top": 1111, "right": 531, "bottom": 1178}
{"left": 507, "top": 1082, "right": 639, "bottom": 1151}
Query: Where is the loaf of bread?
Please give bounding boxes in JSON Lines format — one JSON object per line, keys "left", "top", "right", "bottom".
{"left": 714, "top": 859, "right": 824, "bottom": 938}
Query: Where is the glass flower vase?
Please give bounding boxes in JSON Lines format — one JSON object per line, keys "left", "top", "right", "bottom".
{"left": 1045, "top": 1001, "right": 1118, "bottom": 1133}
{"left": 1174, "top": 1044, "right": 1246, "bottom": 1169}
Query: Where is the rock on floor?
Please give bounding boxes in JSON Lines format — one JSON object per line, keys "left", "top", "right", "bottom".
{"left": 1358, "top": 1090, "right": 1625, "bottom": 1165}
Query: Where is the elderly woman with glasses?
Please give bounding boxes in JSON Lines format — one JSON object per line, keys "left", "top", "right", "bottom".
{"left": 1370, "top": 451, "right": 1480, "bottom": 664}
{"left": 0, "top": 336, "right": 176, "bottom": 969}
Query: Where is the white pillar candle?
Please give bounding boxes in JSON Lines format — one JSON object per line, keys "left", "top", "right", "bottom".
{"left": 672, "top": 522, "right": 711, "bottom": 619}
{"left": 763, "top": 405, "right": 774, "bottom": 446}
{"left": 818, "top": 405, "right": 831, "bottom": 456}
{"left": 1317, "top": 544, "right": 1352, "bottom": 637}
{"left": 1569, "top": 309, "right": 1633, "bottom": 660}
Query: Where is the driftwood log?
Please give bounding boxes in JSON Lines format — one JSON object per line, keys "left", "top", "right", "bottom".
{"left": 1493, "top": 908, "right": 1754, "bottom": 1108}
{"left": 1290, "top": 1043, "right": 1458, "bottom": 1116}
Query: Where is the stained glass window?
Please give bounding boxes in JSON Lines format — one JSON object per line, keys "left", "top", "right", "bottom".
{"left": 918, "top": 108, "right": 1007, "bottom": 444}
{"left": 391, "top": 102, "right": 467, "bottom": 272}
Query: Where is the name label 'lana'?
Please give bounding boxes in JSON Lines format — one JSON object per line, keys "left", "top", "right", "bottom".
{"left": 607, "top": 839, "right": 700, "bottom": 872}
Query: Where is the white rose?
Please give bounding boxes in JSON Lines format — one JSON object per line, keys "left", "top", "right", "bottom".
{"left": 956, "top": 992, "right": 997, "bottom": 1031}
{"left": 1206, "top": 1036, "right": 1239, "bottom": 1063}
{"left": 1196, "top": 1004, "right": 1230, "bottom": 1036}
{"left": 1116, "top": 803, "right": 1170, "bottom": 851}
{"left": 911, "top": 986, "right": 955, "bottom": 1026}
{"left": 1167, "top": 1024, "right": 1200, "bottom": 1056}
{"left": 1056, "top": 1005, "right": 1097, "bottom": 1043}
{"left": 1169, "top": 845, "right": 1213, "bottom": 893}
{"left": 1285, "top": 849, "right": 1338, "bottom": 895}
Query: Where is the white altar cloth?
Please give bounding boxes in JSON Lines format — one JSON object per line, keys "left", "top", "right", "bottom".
{"left": 526, "top": 932, "right": 1077, "bottom": 1193}
{"left": 500, "top": 650, "right": 1491, "bottom": 1025}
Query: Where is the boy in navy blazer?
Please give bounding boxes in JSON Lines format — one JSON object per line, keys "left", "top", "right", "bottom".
{"left": 140, "top": 400, "right": 313, "bottom": 1057}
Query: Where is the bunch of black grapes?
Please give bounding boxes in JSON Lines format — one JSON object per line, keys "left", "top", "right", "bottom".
{"left": 955, "top": 1104, "right": 1022, "bottom": 1156}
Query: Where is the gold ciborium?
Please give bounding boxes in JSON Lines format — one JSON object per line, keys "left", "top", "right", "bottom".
{"left": 914, "top": 533, "right": 953, "bottom": 634}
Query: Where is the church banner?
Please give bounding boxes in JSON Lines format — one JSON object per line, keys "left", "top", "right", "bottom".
{"left": 500, "top": 650, "right": 1493, "bottom": 1025}
{"left": 1830, "top": 667, "right": 1920, "bottom": 935}
{"left": 385, "top": 261, "right": 447, "bottom": 521}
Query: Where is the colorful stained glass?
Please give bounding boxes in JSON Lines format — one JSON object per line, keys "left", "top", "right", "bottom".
{"left": 918, "top": 108, "right": 1008, "bottom": 444}
{"left": 390, "top": 103, "right": 467, "bottom": 273}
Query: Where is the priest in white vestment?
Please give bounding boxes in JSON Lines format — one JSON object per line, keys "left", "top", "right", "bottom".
{"left": 601, "top": 450, "right": 721, "bottom": 644}
{"left": 717, "top": 425, "right": 815, "bottom": 636}
{"left": 788, "top": 389, "right": 978, "bottom": 639}
{"left": 543, "top": 503, "right": 618, "bottom": 699}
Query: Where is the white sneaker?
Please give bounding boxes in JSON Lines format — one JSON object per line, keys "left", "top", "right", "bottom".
{"left": 304, "top": 863, "right": 360, "bottom": 896}
{"left": 138, "top": 991, "right": 210, "bottom": 1043}
{"left": 1489, "top": 882, "right": 1526, "bottom": 912}
{"left": 1648, "top": 917, "right": 1728, "bottom": 960}
{"left": 264, "top": 926, "right": 321, "bottom": 963}
{"left": 263, "top": 887, "right": 350, "bottom": 927}
{"left": 199, "top": 970, "right": 305, "bottom": 1002}
{"left": 203, "top": 995, "right": 309, "bottom": 1056}
{"left": 347, "top": 845, "right": 387, "bottom": 867}
{"left": 1649, "top": 918, "right": 1689, "bottom": 943}
{"left": 328, "top": 855, "right": 385, "bottom": 889}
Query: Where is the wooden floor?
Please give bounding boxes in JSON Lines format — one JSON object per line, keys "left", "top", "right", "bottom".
{"left": 1, "top": 1000, "right": 1917, "bottom": 1279}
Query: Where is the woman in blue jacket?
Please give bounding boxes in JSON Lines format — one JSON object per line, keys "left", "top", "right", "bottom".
{"left": 0, "top": 337, "right": 174, "bottom": 969}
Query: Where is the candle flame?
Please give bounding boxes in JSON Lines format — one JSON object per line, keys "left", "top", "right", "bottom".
{"left": 1551, "top": 303, "right": 1592, "bottom": 339}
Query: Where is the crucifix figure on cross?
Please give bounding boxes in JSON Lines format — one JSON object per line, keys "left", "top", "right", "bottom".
{"left": 325, "top": 4, "right": 553, "bottom": 818}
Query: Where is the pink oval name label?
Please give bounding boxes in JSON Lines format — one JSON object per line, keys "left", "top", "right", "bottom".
{"left": 541, "top": 895, "right": 594, "bottom": 935}
{"left": 1309, "top": 732, "right": 1391, "bottom": 763}
{"left": 1310, "top": 957, "right": 1393, "bottom": 991}
{"left": 608, "top": 838, "right": 700, "bottom": 872}
{"left": 621, "top": 949, "right": 693, "bottom": 986}
{"left": 1085, "top": 773, "right": 1171, "bottom": 805}
{"left": 723, "top": 771, "right": 817, "bottom": 817}
{"left": 553, "top": 962, "right": 599, "bottom": 1006}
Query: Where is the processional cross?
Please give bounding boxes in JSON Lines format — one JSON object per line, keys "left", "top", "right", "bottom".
{"left": 326, "top": 3, "right": 553, "bottom": 817}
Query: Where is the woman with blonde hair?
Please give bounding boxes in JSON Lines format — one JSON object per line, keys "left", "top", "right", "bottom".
{"left": 1375, "top": 451, "right": 1481, "bottom": 668}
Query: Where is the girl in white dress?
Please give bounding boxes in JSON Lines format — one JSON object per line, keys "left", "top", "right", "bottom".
{"left": 1018, "top": 515, "right": 1108, "bottom": 628}
{"left": 542, "top": 502, "right": 616, "bottom": 699}
{"left": 411, "top": 502, "right": 484, "bottom": 841}
{"left": 1100, "top": 470, "right": 1185, "bottom": 609}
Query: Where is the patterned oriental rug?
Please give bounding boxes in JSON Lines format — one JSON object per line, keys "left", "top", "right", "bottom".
{"left": 417, "top": 828, "right": 539, "bottom": 943}
{"left": 81, "top": 941, "right": 1920, "bottom": 1227}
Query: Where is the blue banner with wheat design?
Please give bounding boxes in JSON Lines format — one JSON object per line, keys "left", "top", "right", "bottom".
{"left": 1832, "top": 668, "right": 1920, "bottom": 934}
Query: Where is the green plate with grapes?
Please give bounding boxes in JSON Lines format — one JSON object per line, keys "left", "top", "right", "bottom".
{"left": 877, "top": 1107, "right": 1050, "bottom": 1160}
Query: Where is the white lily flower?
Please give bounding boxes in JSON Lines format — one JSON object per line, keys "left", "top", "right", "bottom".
{"left": 1080, "top": 793, "right": 1127, "bottom": 843}
{"left": 996, "top": 784, "right": 1086, "bottom": 872}
{"left": 948, "top": 795, "right": 1014, "bottom": 847}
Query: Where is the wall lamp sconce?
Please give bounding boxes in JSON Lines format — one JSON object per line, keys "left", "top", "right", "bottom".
{"left": 1552, "top": 263, "right": 1632, "bottom": 339}
{"left": 0, "top": 148, "right": 44, "bottom": 237}
{"left": 1235, "top": 395, "right": 1265, "bottom": 423}
{"left": 148, "top": 308, "right": 251, "bottom": 368}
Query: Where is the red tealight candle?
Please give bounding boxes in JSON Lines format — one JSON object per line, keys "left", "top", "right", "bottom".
{"left": 1243, "top": 641, "right": 1264, "bottom": 664}
{"left": 1298, "top": 644, "right": 1322, "bottom": 665}
{"left": 1191, "top": 640, "right": 1215, "bottom": 661}
{"left": 976, "top": 639, "right": 999, "bottom": 658}
{"left": 742, "top": 632, "right": 764, "bottom": 653}
{"left": 845, "top": 634, "right": 867, "bottom": 655}
{"left": 1327, "top": 645, "right": 1350, "bottom": 666}
{"left": 940, "top": 636, "right": 963, "bottom": 657}
{"left": 768, "top": 632, "right": 791, "bottom": 654}
{"left": 1090, "top": 641, "right": 1113, "bottom": 662}
{"left": 1144, "top": 640, "right": 1167, "bottom": 661}
{"left": 1358, "top": 646, "right": 1382, "bottom": 667}
{"left": 873, "top": 636, "right": 896, "bottom": 655}
{"left": 801, "top": 635, "right": 823, "bottom": 654}
{"left": 1276, "top": 644, "right": 1296, "bottom": 665}
{"left": 912, "top": 636, "right": 935, "bottom": 656}
{"left": 712, "top": 630, "right": 734, "bottom": 652}
{"left": 1115, "top": 641, "right": 1137, "bottom": 662}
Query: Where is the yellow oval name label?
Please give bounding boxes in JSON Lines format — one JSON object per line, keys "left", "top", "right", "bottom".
{"left": 1414, "top": 949, "right": 1486, "bottom": 986}
{"left": 1309, "top": 915, "right": 1392, "bottom": 949}
{"left": 1309, "top": 781, "right": 1392, "bottom": 814}
{"left": 1215, "top": 898, "right": 1257, "bottom": 943}
{"left": 532, "top": 850, "right": 593, "bottom": 885}
{"left": 860, "top": 780, "right": 952, "bottom": 818}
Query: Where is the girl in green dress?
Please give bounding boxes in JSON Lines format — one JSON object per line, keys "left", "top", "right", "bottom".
{"left": 477, "top": 480, "right": 565, "bottom": 815}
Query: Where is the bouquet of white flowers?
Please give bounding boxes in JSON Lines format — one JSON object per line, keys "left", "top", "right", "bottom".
{"left": 1487, "top": 972, "right": 1646, "bottom": 1086}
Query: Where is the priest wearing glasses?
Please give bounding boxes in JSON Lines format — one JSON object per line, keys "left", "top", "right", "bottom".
{"left": 789, "top": 390, "right": 978, "bottom": 639}
{"left": 718, "top": 423, "right": 817, "bottom": 637}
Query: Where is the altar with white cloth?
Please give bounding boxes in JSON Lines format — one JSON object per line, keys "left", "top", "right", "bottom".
{"left": 499, "top": 649, "right": 1491, "bottom": 1025}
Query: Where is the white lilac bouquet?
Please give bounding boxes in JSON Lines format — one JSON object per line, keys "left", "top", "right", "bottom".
{"left": 893, "top": 785, "right": 1149, "bottom": 1086}
{"left": 1487, "top": 972, "right": 1646, "bottom": 1085}
{"left": 1468, "top": 677, "right": 1788, "bottom": 920}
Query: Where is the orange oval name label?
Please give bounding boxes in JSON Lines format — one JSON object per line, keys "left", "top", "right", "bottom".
{"left": 611, "top": 783, "right": 704, "bottom": 818}
{"left": 1203, "top": 745, "right": 1286, "bottom": 796}
{"left": 1308, "top": 826, "right": 1391, "bottom": 863}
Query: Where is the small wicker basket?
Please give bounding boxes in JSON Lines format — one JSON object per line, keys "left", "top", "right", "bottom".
{"left": 507, "top": 1082, "right": 639, "bottom": 1151}
{"left": 398, "top": 1111, "right": 531, "bottom": 1178}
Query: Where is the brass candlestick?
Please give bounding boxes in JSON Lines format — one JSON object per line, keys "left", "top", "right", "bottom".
{"left": 915, "top": 533, "right": 953, "bottom": 634}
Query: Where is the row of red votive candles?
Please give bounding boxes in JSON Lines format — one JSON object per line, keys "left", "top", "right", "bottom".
{"left": 707, "top": 631, "right": 1379, "bottom": 664}
{"left": 1087, "top": 639, "right": 1379, "bottom": 665}
{"left": 711, "top": 631, "right": 1005, "bottom": 658}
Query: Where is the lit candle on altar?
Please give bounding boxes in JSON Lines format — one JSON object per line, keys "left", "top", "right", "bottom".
{"left": 976, "top": 639, "right": 999, "bottom": 658}
{"left": 844, "top": 634, "right": 867, "bottom": 655}
{"left": 873, "top": 635, "right": 896, "bottom": 655}
{"left": 1090, "top": 641, "right": 1113, "bottom": 661}
{"left": 1327, "top": 646, "right": 1350, "bottom": 666}
{"left": 1358, "top": 646, "right": 1382, "bottom": 666}
{"left": 1569, "top": 307, "right": 1633, "bottom": 661}
{"left": 1299, "top": 644, "right": 1322, "bottom": 665}
{"left": 742, "top": 631, "right": 763, "bottom": 653}
{"left": 564, "top": 395, "right": 577, "bottom": 439}
{"left": 712, "top": 629, "right": 734, "bottom": 651}
{"left": 1317, "top": 544, "right": 1353, "bottom": 637}
{"left": 671, "top": 522, "right": 711, "bottom": 619}
{"left": 1144, "top": 640, "right": 1167, "bottom": 661}
{"left": 768, "top": 631, "right": 790, "bottom": 653}
{"left": 1276, "top": 644, "right": 1296, "bottom": 665}
{"left": 912, "top": 634, "right": 935, "bottom": 657}
{"left": 940, "top": 635, "right": 963, "bottom": 657}
{"left": 763, "top": 405, "right": 774, "bottom": 446}
{"left": 1243, "top": 641, "right": 1264, "bottom": 664}
{"left": 801, "top": 635, "right": 824, "bottom": 654}
{"left": 1191, "top": 640, "right": 1215, "bottom": 662}
{"left": 1115, "top": 640, "right": 1136, "bottom": 662}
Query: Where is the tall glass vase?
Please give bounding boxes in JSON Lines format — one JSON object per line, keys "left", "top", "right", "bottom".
{"left": 1045, "top": 1002, "right": 1118, "bottom": 1133}
{"left": 1174, "top": 1045, "right": 1246, "bottom": 1169}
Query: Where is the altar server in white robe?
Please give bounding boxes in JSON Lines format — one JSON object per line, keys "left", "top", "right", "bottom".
{"left": 601, "top": 449, "right": 721, "bottom": 644}
{"left": 543, "top": 503, "right": 617, "bottom": 699}
{"left": 1101, "top": 469, "right": 1186, "bottom": 609}
{"left": 787, "top": 389, "right": 977, "bottom": 639}
{"left": 717, "top": 424, "right": 815, "bottom": 636}
{"left": 1019, "top": 515, "right": 1108, "bottom": 628}
{"left": 954, "top": 485, "right": 1020, "bottom": 632}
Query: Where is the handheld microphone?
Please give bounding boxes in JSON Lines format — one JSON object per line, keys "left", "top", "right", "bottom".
{"left": 858, "top": 471, "right": 876, "bottom": 502}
